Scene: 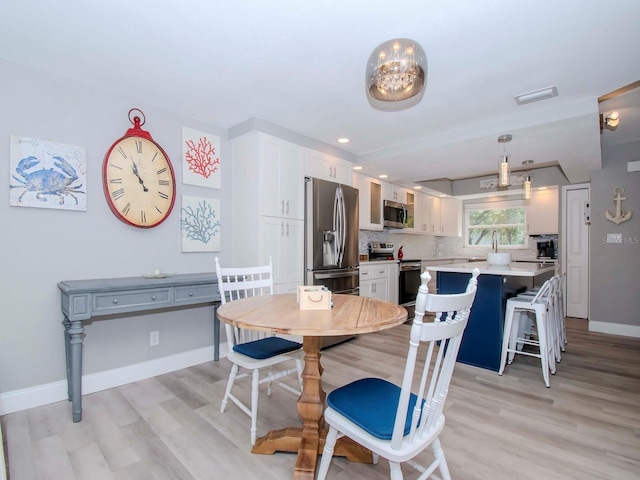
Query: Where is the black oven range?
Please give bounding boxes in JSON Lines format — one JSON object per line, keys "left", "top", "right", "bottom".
{"left": 399, "top": 259, "right": 422, "bottom": 321}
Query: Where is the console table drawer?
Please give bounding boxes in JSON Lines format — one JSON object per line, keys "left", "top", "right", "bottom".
{"left": 175, "top": 284, "right": 219, "bottom": 304}
{"left": 94, "top": 288, "right": 172, "bottom": 313}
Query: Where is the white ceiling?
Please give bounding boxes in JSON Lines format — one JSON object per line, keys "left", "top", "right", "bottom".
{"left": 2, "top": 0, "right": 640, "bottom": 185}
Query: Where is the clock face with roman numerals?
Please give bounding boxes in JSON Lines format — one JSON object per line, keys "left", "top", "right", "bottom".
{"left": 102, "top": 134, "right": 176, "bottom": 228}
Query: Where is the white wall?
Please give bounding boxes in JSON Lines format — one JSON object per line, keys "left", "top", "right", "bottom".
{"left": 0, "top": 60, "right": 233, "bottom": 410}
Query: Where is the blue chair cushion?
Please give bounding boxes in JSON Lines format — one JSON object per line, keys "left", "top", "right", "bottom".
{"left": 233, "top": 336, "right": 301, "bottom": 359}
{"left": 327, "top": 377, "right": 422, "bottom": 440}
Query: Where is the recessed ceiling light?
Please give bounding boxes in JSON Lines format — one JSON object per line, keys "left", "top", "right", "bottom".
{"left": 379, "top": 174, "right": 388, "bottom": 179}
{"left": 352, "top": 165, "right": 363, "bottom": 170}
{"left": 337, "top": 138, "right": 350, "bottom": 144}
{"left": 414, "top": 186, "right": 422, "bottom": 189}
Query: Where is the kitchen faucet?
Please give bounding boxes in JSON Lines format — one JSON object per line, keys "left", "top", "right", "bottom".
{"left": 492, "top": 231, "right": 499, "bottom": 252}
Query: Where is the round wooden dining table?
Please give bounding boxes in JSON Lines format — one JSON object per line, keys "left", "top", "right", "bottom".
{"left": 216, "top": 293, "right": 407, "bottom": 479}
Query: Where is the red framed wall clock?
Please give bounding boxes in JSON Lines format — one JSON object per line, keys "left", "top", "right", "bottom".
{"left": 102, "top": 109, "right": 176, "bottom": 228}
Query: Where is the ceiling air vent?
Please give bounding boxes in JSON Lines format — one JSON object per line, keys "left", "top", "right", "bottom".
{"left": 514, "top": 86, "right": 558, "bottom": 105}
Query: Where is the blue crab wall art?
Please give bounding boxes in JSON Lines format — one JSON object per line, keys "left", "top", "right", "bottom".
{"left": 9, "top": 136, "right": 87, "bottom": 211}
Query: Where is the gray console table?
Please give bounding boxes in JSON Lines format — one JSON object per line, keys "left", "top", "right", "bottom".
{"left": 58, "top": 273, "right": 220, "bottom": 422}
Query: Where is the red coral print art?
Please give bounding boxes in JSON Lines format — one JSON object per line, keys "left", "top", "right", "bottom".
{"left": 182, "top": 127, "right": 222, "bottom": 189}
{"left": 185, "top": 136, "right": 219, "bottom": 178}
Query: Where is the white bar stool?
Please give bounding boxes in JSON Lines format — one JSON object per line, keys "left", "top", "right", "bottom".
{"left": 499, "top": 278, "right": 556, "bottom": 387}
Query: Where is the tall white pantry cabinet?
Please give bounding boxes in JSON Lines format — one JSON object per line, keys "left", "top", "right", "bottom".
{"left": 231, "top": 132, "right": 305, "bottom": 293}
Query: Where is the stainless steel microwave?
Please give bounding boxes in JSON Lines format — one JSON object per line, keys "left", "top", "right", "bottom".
{"left": 383, "top": 199, "right": 407, "bottom": 228}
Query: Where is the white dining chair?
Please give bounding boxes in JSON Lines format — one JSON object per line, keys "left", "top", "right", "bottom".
{"left": 215, "top": 257, "right": 303, "bottom": 445}
{"left": 317, "top": 268, "right": 480, "bottom": 480}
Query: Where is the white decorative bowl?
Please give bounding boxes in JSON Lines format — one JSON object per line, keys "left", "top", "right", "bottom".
{"left": 487, "top": 252, "right": 512, "bottom": 266}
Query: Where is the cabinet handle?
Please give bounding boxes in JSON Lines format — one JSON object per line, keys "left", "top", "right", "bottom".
{"left": 286, "top": 200, "right": 290, "bottom": 215}
{"left": 328, "top": 166, "right": 332, "bottom": 177}
{"left": 281, "top": 223, "right": 284, "bottom": 236}
{"left": 286, "top": 222, "right": 289, "bottom": 236}
{"left": 281, "top": 200, "right": 285, "bottom": 215}
{"left": 112, "top": 298, "right": 118, "bottom": 304}
{"left": 189, "top": 292, "right": 194, "bottom": 297}
{"left": 151, "top": 295, "right": 157, "bottom": 301}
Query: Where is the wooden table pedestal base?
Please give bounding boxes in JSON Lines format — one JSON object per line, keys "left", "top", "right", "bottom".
{"left": 252, "top": 427, "right": 373, "bottom": 479}
{"left": 251, "top": 336, "right": 373, "bottom": 479}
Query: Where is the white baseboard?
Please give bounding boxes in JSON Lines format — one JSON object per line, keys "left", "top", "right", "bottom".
{"left": 0, "top": 345, "right": 229, "bottom": 416}
{"left": 589, "top": 321, "right": 640, "bottom": 338}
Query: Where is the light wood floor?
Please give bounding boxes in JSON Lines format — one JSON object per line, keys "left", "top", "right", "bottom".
{"left": 2, "top": 317, "right": 640, "bottom": 479}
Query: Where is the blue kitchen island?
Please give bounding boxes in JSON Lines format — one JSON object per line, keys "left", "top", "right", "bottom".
{"left": 424, "top": 261, "right": 556, "bottom": 371}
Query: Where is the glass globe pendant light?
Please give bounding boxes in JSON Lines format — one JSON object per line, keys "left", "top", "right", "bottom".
{"left": 366, "top": 38, "right": 427, "bottom": 103}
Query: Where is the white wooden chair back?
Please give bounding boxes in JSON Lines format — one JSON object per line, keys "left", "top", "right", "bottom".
{"left": 215, "top": 257, "right": 274, "bottom": 348}
{"left": 390, "top": 268, "right": 479, "bottom": 451}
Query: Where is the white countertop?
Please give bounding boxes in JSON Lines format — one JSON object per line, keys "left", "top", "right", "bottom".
{"left": 423, "top": 261, "right": 556, "bottom": 277}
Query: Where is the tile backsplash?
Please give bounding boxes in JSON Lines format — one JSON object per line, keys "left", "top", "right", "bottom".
{"left": 359, "top": 230, "right": 557, "bottom": 261}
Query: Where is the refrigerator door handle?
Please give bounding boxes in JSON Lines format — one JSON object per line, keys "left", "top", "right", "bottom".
{"left": 338, "top": 186, "right": 346, "bottom": 266}
{"left": 333, "top": 186, "right": 346, "bottom": 267}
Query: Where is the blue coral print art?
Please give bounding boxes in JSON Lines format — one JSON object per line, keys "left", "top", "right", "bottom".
{"left": 9, "top": 135, "right": 87, "bottom": 210}
{"left": 180, "top": 195, "right": 221, "bottom": 252}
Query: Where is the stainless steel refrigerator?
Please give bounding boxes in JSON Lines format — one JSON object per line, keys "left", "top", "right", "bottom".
{"left": 304, "top": 177, "right": 359, "bottom": 346}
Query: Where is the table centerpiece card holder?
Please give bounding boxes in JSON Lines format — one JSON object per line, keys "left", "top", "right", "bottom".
{"left": 297, "top": 286, "right": 332, "bottom": 310}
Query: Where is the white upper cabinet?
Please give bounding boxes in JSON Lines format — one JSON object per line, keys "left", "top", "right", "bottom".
{"left": 304, "top": 149, "right": 353, "bottom": 185}
{"left": 428, "top": 196, "right": 441, "bottom": 234}
{"left": 439, "top": 197, "right": 462, "bottom": 236}
{"left": 527, "top": 187, "right": 559, "bottom": 235}
{"left": 415, "top": 192, "right": 432, "bottom": 234}
{"left": 257, "top": 134, "right": 305, "bottom": 219}
{"left": 382, "top": 182, "right": 406, "bottom": 203}
{"left": 423, "top": 195, "right": 461, "bottom": 236}
{"left": 353, "top": 172, "right": 384, "bottom": 230}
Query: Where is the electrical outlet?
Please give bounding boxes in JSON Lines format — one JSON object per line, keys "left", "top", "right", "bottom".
{"left": 150, "top": 330, "right": 159, "bottom": 346}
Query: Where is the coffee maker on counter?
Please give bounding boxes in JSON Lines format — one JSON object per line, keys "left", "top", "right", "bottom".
{"left": 537, "top": 239, "right": 556, "bottom": 259}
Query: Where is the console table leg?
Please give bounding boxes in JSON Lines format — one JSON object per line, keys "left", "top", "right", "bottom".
{"left": 69, "top": 320, "right": 84, "bottom": 422}
{"left": 213, "top": 305, "right": 220, "bottom": 361}
{"left": 62, "top": 316, "right": 72, "bottom": 401}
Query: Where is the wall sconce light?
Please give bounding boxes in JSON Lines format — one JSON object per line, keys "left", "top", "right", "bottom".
{"left": 522, "top": 159, "right": 534, "bottom": 200}
{"left": 600, "top": 111, "right": 620, "bottom": 132}
{"left": 497, "top": 134, "right": 512, "bottom": 187}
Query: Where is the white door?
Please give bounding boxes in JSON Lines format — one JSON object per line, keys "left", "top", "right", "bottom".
{"left": 562, "top": 185, "right": 590, "bottom": 319}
